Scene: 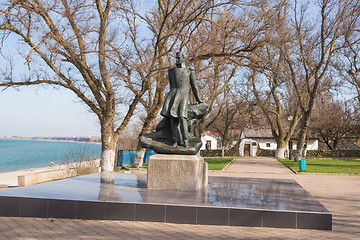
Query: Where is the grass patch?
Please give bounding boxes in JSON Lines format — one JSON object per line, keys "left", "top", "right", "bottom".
{"left": 304, "top": 156, "right": 360, "bottom": 160}
{"left": 279, "top": 157, "right": 360, "bottom": 174}
{"left": 204, "top": 158, "right": 233, "bottom": 170}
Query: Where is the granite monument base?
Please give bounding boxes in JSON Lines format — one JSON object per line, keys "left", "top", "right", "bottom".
{"left": 0, "top": 173, "right": 332, "bottom": 230}
{"left": 147, "top": 154, "right": 208, "bottom": 191}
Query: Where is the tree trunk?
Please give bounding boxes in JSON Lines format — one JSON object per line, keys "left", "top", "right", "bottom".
{"left": 132, "top": 117, "right": 155, "bottom": 168}
{"left": 333, "top": 138, "right": 338, "bottom": 150}
{"left": 132, "top": 143, "right": 146, "bottom": 168}
{"left": 100, "top": 124, "right": 117, "bottom": 172}
{"left": 294, "top": 113, "right": 310, "bottom": 162}
{"left": 324, "top": 138, "right": 333, "bottom": 150}
{"left": 275, "top": 144, "right": 286, "bottom": 159}
{"left": 100, "top": 143, "right": 116, "bottom": 172}
{"left": 133, "top": 107, "right": 159, "bottom": 168}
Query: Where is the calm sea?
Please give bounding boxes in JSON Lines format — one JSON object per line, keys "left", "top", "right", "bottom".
{"left": 0, "top": 139, "right": 101, "bottom": 173}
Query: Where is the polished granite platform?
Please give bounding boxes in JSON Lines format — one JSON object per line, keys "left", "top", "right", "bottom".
{"left": 0, "top": 173, "right": 332, "bottom": 229}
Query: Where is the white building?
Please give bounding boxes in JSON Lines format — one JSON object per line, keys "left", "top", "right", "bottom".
{"left": 200, "top": 131, "right": 218, "bottom": 150}
{"left": 239, "top": 128, "right": 318, "bottom": 157}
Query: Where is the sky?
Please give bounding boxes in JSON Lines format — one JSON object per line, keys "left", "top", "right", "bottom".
{"left": 0, "top": 86, "right": 100, "bottom": 137}
{"left": 0, "top": 28, "right": 101, "bottom": 138}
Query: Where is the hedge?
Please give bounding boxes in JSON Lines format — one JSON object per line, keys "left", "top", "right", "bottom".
{"left": 256, "top": 149, "right": 276, "bottom": 157}
{"left": 306, "top": 150, "right": 360, "bottom": 157}
{"left": 200, "top": 149, "right": 240, "bottom": 157}
{"left": 200, "top": 141, "right": 240, "bottom": 157}
{"left": 256, "top": 149, "right": 360, "bottom": 158}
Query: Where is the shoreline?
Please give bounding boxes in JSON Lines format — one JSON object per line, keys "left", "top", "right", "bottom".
{"left": 0, "top": 137, "right": 101, "bottom": 145}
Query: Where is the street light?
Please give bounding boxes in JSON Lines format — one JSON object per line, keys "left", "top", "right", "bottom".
{"left": 288, "top": 116, "right": 293, "bottom": 160}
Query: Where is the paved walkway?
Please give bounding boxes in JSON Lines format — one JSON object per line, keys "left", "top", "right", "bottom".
{"left": 223, "top": 156, "right": 294, "bottom": 174}
{"left": 0, "top": 157, "right": 359, "bottom": 239}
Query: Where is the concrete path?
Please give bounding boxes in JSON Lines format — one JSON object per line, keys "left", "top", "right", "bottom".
{"left": 0, "top": 156, "right": 359, "bottom": 239}
{"left": 223, "top": 156, "right": 293, "bottom": 174}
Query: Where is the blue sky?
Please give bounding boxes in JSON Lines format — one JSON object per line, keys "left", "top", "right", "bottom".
{"left": 0, "top": 86, "right": 100, "bottom": 137}
{"left": 0, "top": 30, "right": 101, "bottom": 137}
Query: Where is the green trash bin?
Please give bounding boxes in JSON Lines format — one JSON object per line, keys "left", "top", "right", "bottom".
{"left": 299, "top": 160, "right": 307, "bottom": 171}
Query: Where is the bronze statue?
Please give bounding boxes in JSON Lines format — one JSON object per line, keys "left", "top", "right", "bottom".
{"left": 160, "top": 52, "right": 204, "bottom": 147}
{"left": 139, "top": 52, "right": 209, "bottom": 155}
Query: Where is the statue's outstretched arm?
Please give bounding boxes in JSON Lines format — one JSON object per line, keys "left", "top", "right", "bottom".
{"left": 189, "top": 68, "right": 203, "bottom": 103}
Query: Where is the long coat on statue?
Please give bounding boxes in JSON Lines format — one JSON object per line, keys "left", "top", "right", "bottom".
{"left": 160, "top": 66, "right": 196, "bottom": 119}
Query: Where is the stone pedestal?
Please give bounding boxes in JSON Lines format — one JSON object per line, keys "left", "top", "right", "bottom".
{"left": 147, "top": 154, "right": 208, "bottom": 191}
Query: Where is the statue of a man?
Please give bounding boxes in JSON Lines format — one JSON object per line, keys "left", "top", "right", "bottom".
{"left": 139, "top": 52, "right": 208, "bottom": 154}
{"left": 160, "top": 52, "right": 203, "bottom": 147}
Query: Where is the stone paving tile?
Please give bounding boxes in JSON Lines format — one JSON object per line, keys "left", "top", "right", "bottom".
{"left": 0, "top": 156, "right": 359, "bottom": 239}
{"left": 0, "top": 217, "right": 358, "bottom": 239}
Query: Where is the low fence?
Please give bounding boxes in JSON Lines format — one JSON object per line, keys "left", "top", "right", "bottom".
{"left": 256, "top": 149, "right": 276, "bottom": 157}
{"left": 257, "top": 149, "right": 360, "bottom": 158}
{"left": 116, "top": 147, "right": 359, "bottom": 159}
{"left": 18, "top": 167, "right": 100, "bottom": 187}
{"left": 118, "top": 150, "right": 155, "bottom": 166}
{"left": 306, "top": 150, "right": 360, "bottom": 157}
{"left": 200, "top": 149, "right": 240, "bottom": 157}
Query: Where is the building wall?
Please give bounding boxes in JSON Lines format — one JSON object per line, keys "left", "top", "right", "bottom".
{"left": 239, "top": 138, "right": 258, "bottom": 157}
{"left": 258, "top": 139, "right": 318, "bottom": 151}
{"left": 257, "top": 139, "right": 278, "bottom": 150}
{"left": 306, "top": 140, "right": 318, "bottom": 150}
{"left": 201, "top": 134, "right": 218, "bottom": 150}
{"left": 239, "top": 138, "right": 319, "bottom": 156}
{"left": 287, "top": 140, "right": 318, "bottom": 150}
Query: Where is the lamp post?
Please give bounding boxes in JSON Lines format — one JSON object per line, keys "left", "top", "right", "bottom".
{"left": 288, "top": 116, "right": 293, "bottom": 160}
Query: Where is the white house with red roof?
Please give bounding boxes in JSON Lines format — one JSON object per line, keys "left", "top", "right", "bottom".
{"left": 200, "top": 131, "right": 218, "bottom": 150}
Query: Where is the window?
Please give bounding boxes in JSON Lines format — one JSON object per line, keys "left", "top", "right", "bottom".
{"left": 252, "top": 142, "right": 257, "bottom": 146}
{"left": 266, "top": 143, "right": 271, "bottom": 148}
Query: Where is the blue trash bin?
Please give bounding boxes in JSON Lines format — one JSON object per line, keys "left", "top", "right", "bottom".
{"left": 299, "top": 160, "right": 307, "bottom": 171}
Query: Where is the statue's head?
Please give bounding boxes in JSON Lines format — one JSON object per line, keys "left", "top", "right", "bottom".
{"left": 176, "top": 52, "right": 186, "bottom": 67}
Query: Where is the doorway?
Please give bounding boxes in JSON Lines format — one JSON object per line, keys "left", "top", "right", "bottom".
{"left": 206, "top": 141, "right": 211, "bottom": 150}
{"left": 244, "top": 144, "right": 251, "bottom": 156}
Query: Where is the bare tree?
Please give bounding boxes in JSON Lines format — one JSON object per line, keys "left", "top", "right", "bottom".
{"left": 121, "top": 0, "right": 237, "bottom": 167}
{"left": 129, "top": 0, "right": 270, "bottom": 167}
{"left": 0, "top": 0, "right": 148, "bottom": 172}
{"left": 279, "top": 0, "right": 360, "bottom": 161}
{"left": 334, "top": 31, "right": 360, "bottom": 103}
{"left": 204, "top": 87, "right": 249, "bottom": 151}
{"left": 248, "top": 67, "right": 301, "bottom": 158}
{"left": 185, "top": 0, "right": 282, "bottom": 150}
{"left": 228, "top": 0, "right": 301, "bottom": 159}
{"left": 192, "top": 59, "right": 239, "bottom": 139}
{"left": 0, "top": 0, "right": 234, "bottom": 170}
{"left": 308, "top": 96, "right": 356, "bottom": 150}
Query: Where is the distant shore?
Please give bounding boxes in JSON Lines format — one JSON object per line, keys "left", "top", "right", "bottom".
{"left": 0, "top": 136, "right": 101, "bottom": 145}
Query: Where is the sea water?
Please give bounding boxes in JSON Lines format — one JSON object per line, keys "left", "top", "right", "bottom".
{"left": 0, "top": 139, "right": 101, "bottom": 173}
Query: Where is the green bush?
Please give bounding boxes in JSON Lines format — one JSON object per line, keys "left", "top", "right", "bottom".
{"left": 306, "top": 150, "right": 360, "bottom": 157}
{"left": 257, "top": 149, "right": 360, "bottom": 158}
